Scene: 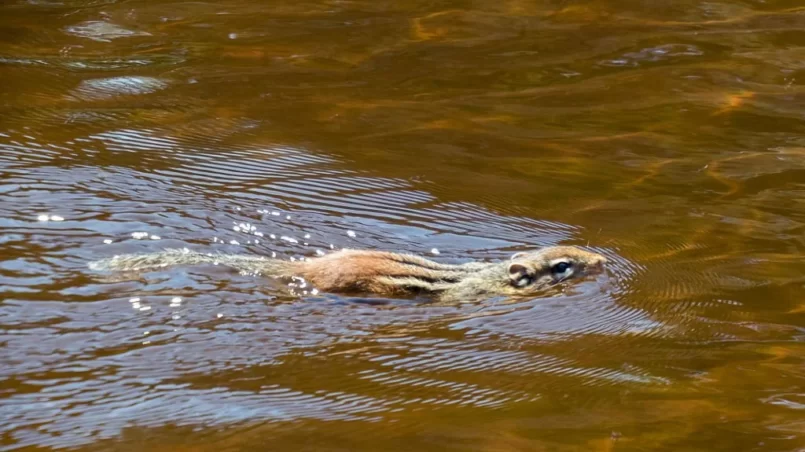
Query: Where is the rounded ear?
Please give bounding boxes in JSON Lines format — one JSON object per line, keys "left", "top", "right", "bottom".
{"left": 508, "top": 263, "right": 530, "bottom": 283}
{"left": 510, "top": 252, "right": 526, "bottom": 261}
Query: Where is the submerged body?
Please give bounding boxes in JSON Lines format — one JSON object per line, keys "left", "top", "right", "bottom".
{"left": 89, "top": 246, "right": 607, "bottom": 301}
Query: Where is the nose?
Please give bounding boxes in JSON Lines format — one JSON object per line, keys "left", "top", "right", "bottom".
{"left": 589, "top": 256, "right": 607, "bottom": 272}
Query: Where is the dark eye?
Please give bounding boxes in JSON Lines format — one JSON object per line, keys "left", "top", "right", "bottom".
{"left": 552, "top": 262, "right": 571, "bottom": 273}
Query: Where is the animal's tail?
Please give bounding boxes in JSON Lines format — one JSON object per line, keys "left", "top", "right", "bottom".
{"left": 88, "top": 249, "right": 291, "bottom": 275}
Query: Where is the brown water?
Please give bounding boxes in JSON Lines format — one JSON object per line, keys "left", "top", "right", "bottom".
{"left": 2, "top": 0, "right": 805, "bottom": 450}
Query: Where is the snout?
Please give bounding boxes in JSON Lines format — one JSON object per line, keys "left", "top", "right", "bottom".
{"left": 587, "top": 256, "right": 607, "bottom": 274}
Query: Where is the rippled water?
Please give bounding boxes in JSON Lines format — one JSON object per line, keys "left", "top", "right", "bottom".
{"left": 1, "top": 0, "right": 804, "bottom": 450}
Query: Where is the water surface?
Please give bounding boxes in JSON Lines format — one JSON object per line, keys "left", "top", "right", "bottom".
{"left": 1, "top": 0, "right": 804, "bottom": 450}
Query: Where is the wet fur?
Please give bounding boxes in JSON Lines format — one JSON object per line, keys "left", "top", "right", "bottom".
{"left": 89, "top": 246, "right": 606, "bottom": 301}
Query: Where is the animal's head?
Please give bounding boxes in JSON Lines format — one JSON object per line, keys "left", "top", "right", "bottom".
{"left": 507, "top": 246, "right": 607, "bottom": 292}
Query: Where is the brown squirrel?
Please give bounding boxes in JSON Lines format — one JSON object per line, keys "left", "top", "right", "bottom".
{"left": 89, "top": 246, "right": 607, "bottom": 301}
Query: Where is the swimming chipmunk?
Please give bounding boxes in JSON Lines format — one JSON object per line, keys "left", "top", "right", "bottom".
{"left": 89, "top": 246, "right": 607, "bottom": 301}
